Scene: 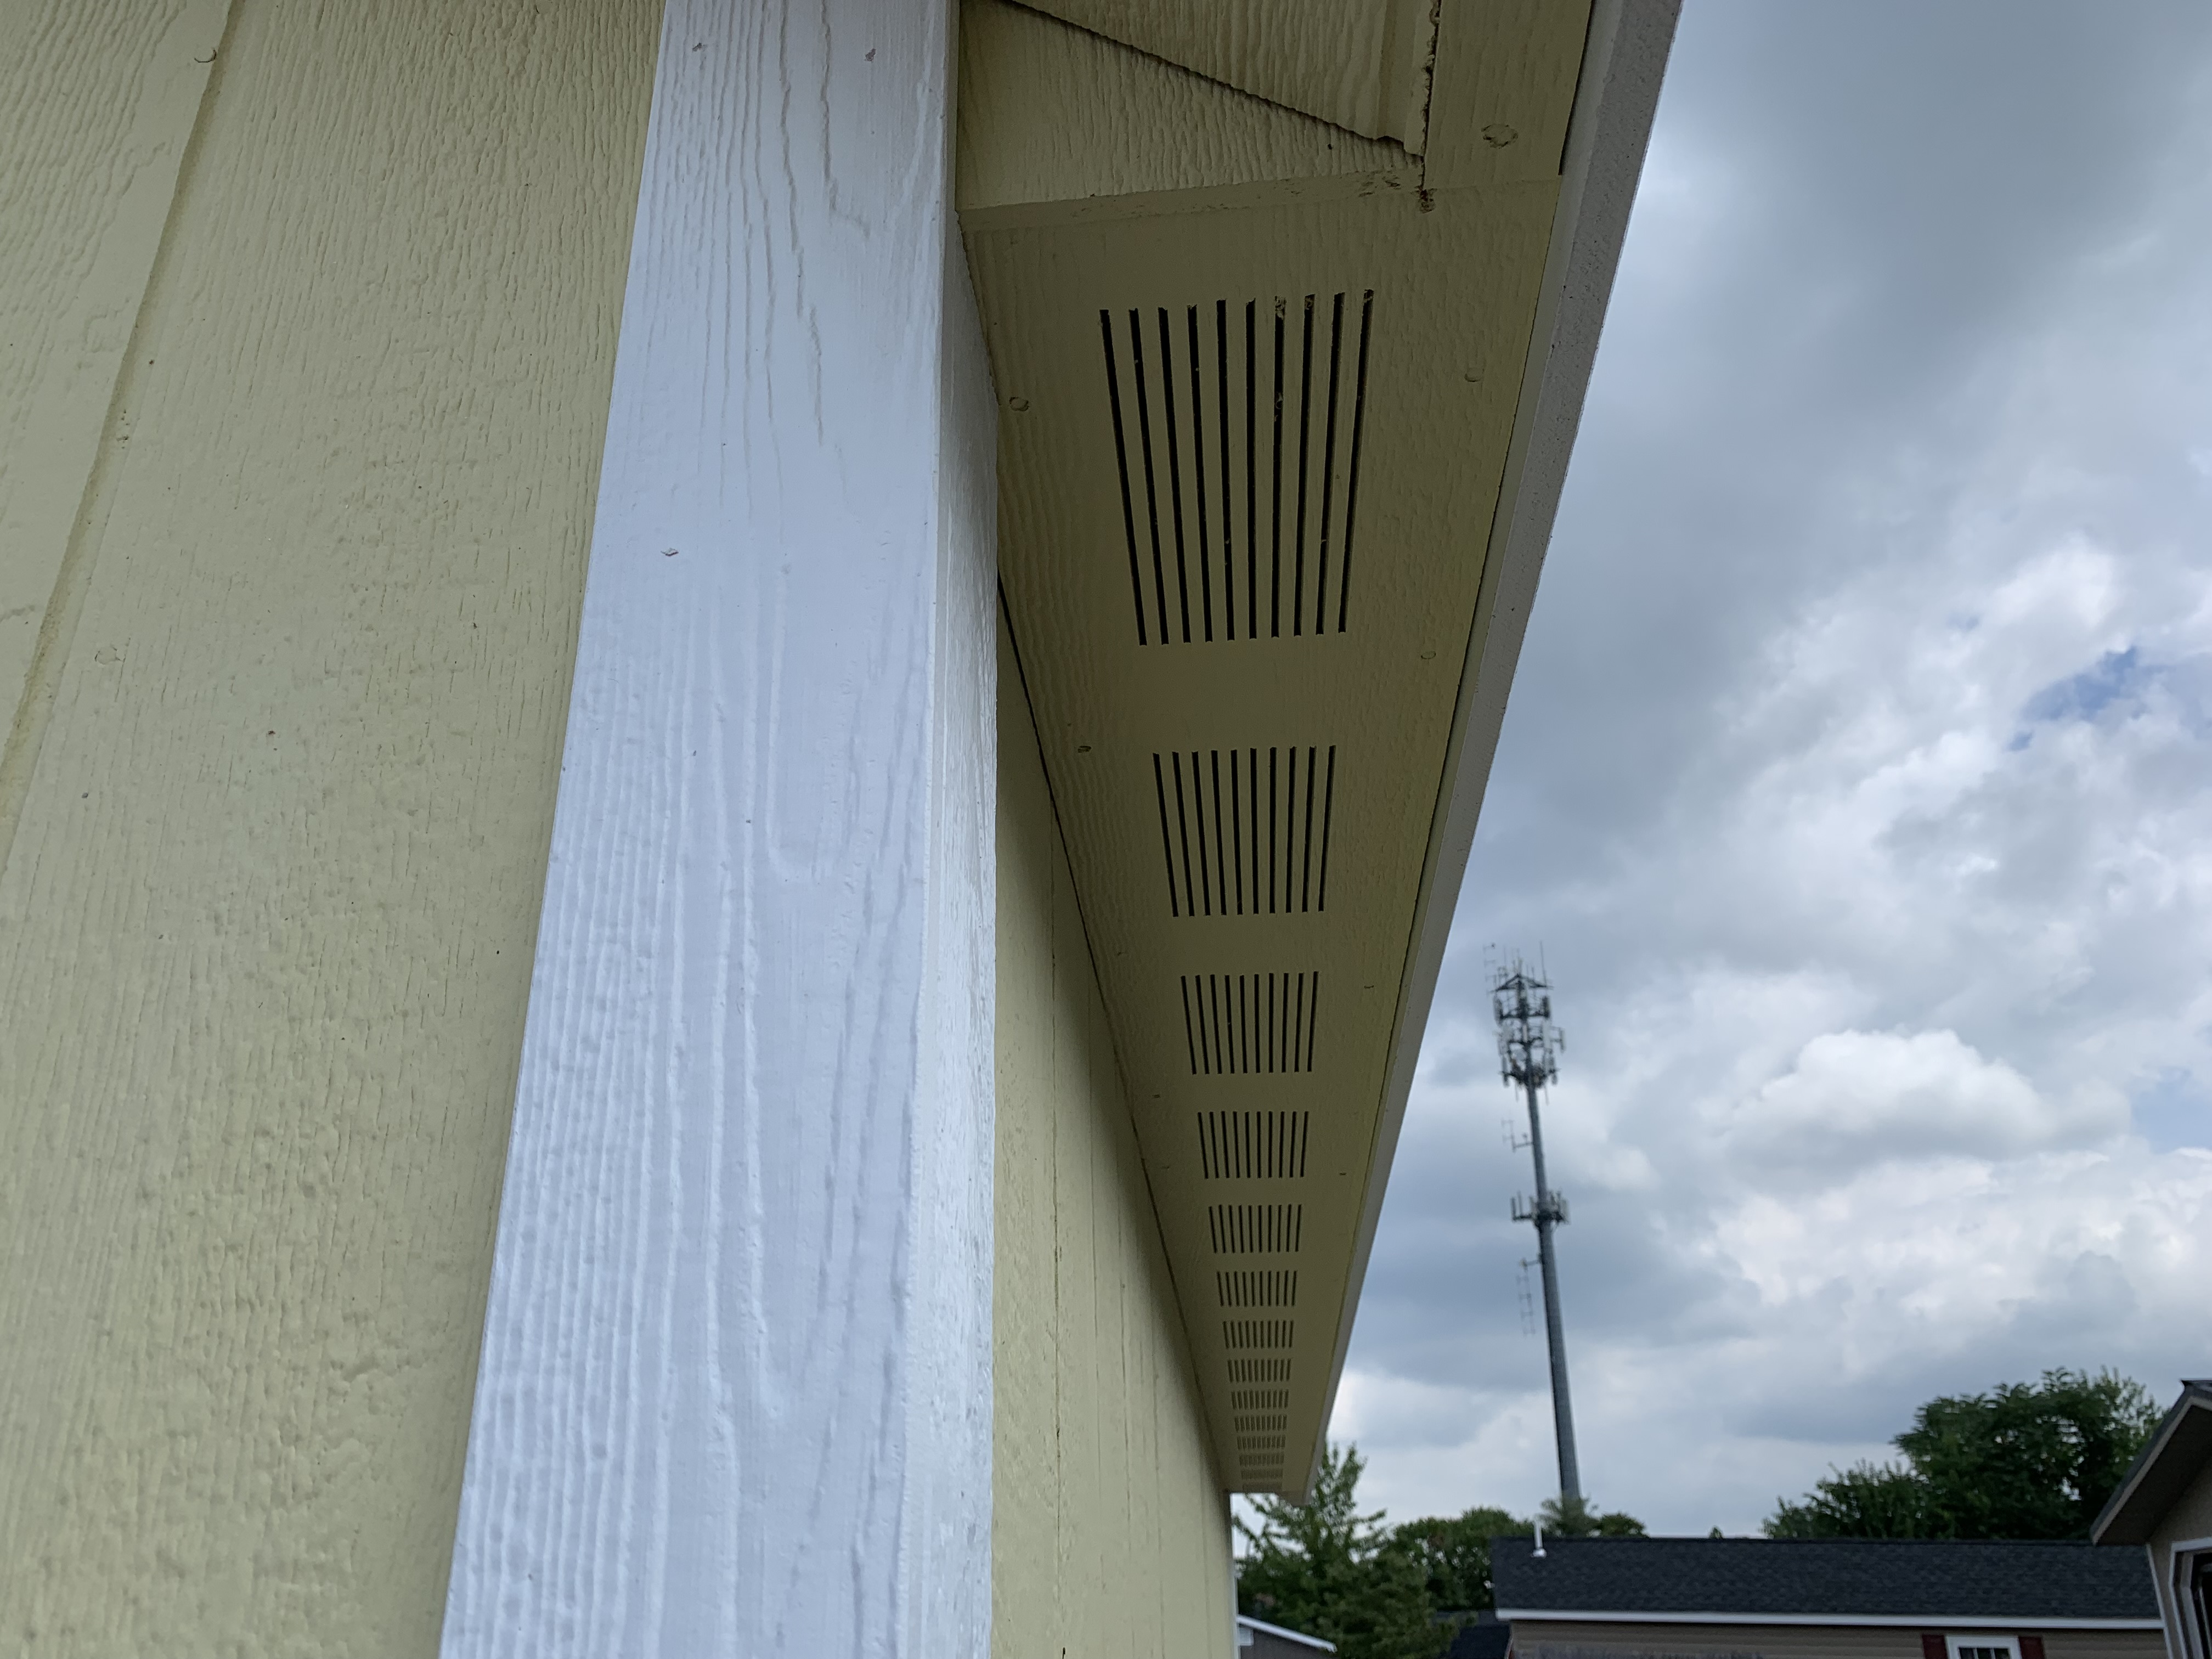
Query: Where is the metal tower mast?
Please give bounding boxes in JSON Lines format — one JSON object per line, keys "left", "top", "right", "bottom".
{"left": 1493, "top": 954, "right": 1581, "bottom": 1505}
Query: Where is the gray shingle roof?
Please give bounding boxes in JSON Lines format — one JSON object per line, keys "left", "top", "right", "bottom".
{"left": 1492, "top": 1537, "right": 2158, "bottom": 1622}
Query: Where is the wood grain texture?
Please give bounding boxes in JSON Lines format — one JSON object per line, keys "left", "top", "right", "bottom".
{"left": 0, "top": 0, "right": 659, "bottom": 1648}
{"left": 958, "top": 0, "right": 1407, "bottom": 213}
{"left": 441, "top": 0, "right": 998, "bottom": 1652}
{"left": 1424, "top": 0, "right": 1597, "bottom": 190}
{"left": 995, "top": 613, "right": 1235, "bottom": 1659}
{"left": 0, "top": 0, "right": 221, "bottom": 851}
{"left": 1019, "top": 0, "right": 1435, "bottom": 150}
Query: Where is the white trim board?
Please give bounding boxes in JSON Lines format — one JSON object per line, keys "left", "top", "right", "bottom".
{"left": 440, "top": 0, "right": 997, "bottom": 1652}
{"left": 1239, "top": 1612, "right": 1341, "bottom": 1650}
{"left": 1498, "top": 1611, "right": 2166, "bottom": 1630}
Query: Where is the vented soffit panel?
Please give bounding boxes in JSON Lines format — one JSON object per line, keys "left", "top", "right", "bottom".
{"left": 958, "top": 0, "right": 1674, "bottom": 1498}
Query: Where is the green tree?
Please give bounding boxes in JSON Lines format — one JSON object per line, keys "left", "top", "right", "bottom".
{"left": 1764, "top": 1369, "right": 2162, "bottom": 1540}
{"left": 1538, "top": 1493, "right": 1647, "bottom": 1538}
{"left": 1237, "top": 1443, "right": 1444, "bottom": 1659}
{"left": 1389, "top": 1506, "right": 1527, "bottom": 1613}
{"left": 1767, "top": 1462, "right": 1934, "bottom": 1538}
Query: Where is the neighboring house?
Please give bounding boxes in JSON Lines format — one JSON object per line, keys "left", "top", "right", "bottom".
{"left": 0, "top": 0, "right": 1673, "bottom": 1653}
{"left": 1449, "top": 1609, "right": 1517, "bottom": 1659}
{"left": 2094, "top": 1379, "right": 2212, "bottom": 1659}
{"left": 1493, "top": 1537, "right": 2164, "bottom": 1659}
{"left": 1240, "top": 1613, "right": 1341, "bottom": 1656}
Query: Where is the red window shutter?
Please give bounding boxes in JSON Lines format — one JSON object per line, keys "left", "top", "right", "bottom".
{"left": 1921, "top": 1634, "right": 1947, "bottom": 1659}
{"left": 2021, "top": 1637, "right": 2046, "bottom": 1659}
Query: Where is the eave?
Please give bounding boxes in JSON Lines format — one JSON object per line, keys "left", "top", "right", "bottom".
{"left": 958, "top": 0, "right": 1677, "bottom": 1498}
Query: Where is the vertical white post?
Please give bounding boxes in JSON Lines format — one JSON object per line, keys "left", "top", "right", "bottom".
{"left": 441, "top": 0, "right": 996, "bottom": 1651}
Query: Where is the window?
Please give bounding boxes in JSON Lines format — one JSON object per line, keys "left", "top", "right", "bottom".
{"left": 2179, "top": 1547, "right": 2212, "bottom": 1659}
{"left": 1945, "top": 1637, "right": 2021, "bottom": 1659}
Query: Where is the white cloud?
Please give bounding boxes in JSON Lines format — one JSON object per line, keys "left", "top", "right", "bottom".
{"left": 1722, "top": 1029, "right": 2114, "bottom": 1167}
{"left": 1338, "top": 0, "right": 2212, "bottom": 1538}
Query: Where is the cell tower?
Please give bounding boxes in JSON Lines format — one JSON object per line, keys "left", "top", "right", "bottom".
{"left": 1492, "top": 951, "right": 1582, "bottom": 1506}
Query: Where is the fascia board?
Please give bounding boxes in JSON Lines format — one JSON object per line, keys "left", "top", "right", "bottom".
{"left": 1304, "top": 0, "right": 1679, "bottom": 1499}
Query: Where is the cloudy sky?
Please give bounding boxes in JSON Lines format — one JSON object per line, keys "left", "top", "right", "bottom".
{"left": 1334, "top": 0, "right": 2212, "bottom": 1536}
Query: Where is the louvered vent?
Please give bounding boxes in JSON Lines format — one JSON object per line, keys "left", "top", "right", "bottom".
{"left": 1217, "top": 1269, "right": 1297, "bottom": 1308}
{"left": 1235, "top": 1414, "right": 1290, "bottom": 1433}
{"left": 1232, "top": 1389, "right": 1291, "bottom": 1409}
{"left": 1207, "top": 1204, "right": 1303, "bottom": 1254}
{"left": 1182, "top": 973, "right": 1319, "bottom": 1074}
{"left": 1222, "top": 1319, "right": 1294, "bottom": 1350}
{"left": 1197, "top": 1111, "right": 1309, "bottom": 1180}
{"left": 1226, "top": 1357, "right": 1292, "bottom": 1384}
{"left": 1237, "top": 1435, "right": 1288, "bottom": 1453}
{"left": 1099, "top": 294, "right": 1374, "bottom": 645}
{"left": 1153, "top": 748, "right": 1336, "bottom": 917}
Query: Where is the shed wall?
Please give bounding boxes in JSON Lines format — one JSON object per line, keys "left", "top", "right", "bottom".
{"left": 0, "top": 0, "right": 658, "bottom": 1647}
{"left": 2149, "top": 1459, "right": 2212, "bottom": 1651}
{"left": 995, "top": 616, "right": 1237, "bottom": 1658}
{"left": 1510, "top": 1621, "right": 2165, "bottom": 1659}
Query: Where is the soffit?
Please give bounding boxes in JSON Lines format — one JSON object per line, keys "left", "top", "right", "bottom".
{"left": 960, "top": 0, "right": 1595, "bottom": 1497}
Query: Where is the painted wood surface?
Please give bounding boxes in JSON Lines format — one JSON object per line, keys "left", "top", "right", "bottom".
{"left": 1021, "top": 0, "right": 1435, "bottom": 150}
{"left": 960, "top": 0, "right": 1672, "bottom": 1500}
{"left": 440, "top": 0, "right": 998, "bottom": 1652}
{"left": 0, "top": 0, "right": 659, "bottom": 1647}
{"left": 1424, "top": 0, "right": 1596, "bottom": 190}
{"left": 958, "top": 0, "right": 1406, "bottom": 215}
{"left": 0, "top": 0, "right": 221, "bottom": 858}
{"left": 963, "top": 39, "right": 1559, "bottom": 1481}
{"left": 995, "top": 615, "right": 1235, "bottom": 1658}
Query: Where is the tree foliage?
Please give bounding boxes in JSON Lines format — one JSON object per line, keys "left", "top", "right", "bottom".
{"left": 1388, "top": 1506, "right": 1527, "bottom": 1613}
{"left": 1538, "top": 1493, "right": 1649, "bottom": 1539}
{"left": 1237, "top": 1443, "right": 1437, "bottom": 1659}
{"left": 1765, "top": 1370, "right": 2162, "bottom": 1540}
{"left": 1237, "top": 1444, "right": 1645, "bottom": 1656}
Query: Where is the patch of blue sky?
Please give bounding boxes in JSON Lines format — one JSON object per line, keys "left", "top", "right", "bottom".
{"left": 2132, "top": 1067, "right": 2212, "bottom": 1153}
{"left": 2022, "top": 646, "right": 2152, "bottom": 725}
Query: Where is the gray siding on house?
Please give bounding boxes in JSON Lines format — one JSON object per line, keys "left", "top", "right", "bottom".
{"left": 1509, "top": 1620, "right": 2164, "bottom": 1659}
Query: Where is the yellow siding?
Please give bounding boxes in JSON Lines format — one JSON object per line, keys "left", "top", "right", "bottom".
{"left": 0, "top": 0, "right": 221, "bottom": 812}
{"left": 0, "top": 0, "right": 659, "bottom": 1649}
{"left": 996, "top": 616, "right": 1237, "bottom": 1658}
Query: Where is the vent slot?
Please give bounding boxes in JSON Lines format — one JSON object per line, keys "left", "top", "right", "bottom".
{"left": 1183, "top": 974, "right": 1319, "bottom": 1074}
{"left": 1232, "top": 1389, "right": 1291, "bottom": 1410}
{"left": 1207, "top": 1203, "right": 1304, "bottom": 1254}
{"left": 1227, "top": 1357, "right": 1292, "bottom": 1384}
{"left": 1223, "top": 1319, "right": 1295, "bottom": 1350}
{"left": 1197, "top": 1111, "right": 1309, "bottom": 1180}
{"left": 1235, "top": 1414, "right": 1290, "bottom": 1434}
{"left": 1236, "top": 1434, "right": 1289, "bottom": 1452}
{"left": 1100, "top": 294, "right": 1374, "bottom": 645}
{"left": 1153, "top": 748, "right": 1336, "bottom": 917}
{"left": 1217, "top": 1269, "right": 1297, "bottom": 1308}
